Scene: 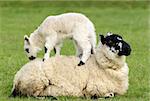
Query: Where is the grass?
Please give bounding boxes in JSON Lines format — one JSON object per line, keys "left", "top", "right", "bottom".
{"left": 0, "top": 1, "right": 149, "bottom": 101}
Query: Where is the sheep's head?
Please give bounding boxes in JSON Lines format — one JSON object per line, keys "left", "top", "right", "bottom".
{"left": 100, "top": 32, "right": 131, "bottom": 56}
{"left": 24, "top": 35, "right": 39, "bottom": 60}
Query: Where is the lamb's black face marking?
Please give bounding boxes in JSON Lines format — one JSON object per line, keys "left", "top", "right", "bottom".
{"left": 100, "top": 33, "right": 131, "bottom": 56}
{"left": 24, "top": 37, "right": 29, "bottom": 42}
{"left": 25, "top": 48, "right": 29, "bottom": 53}
{"left": 29, "top": 56, "right": 36, "bottom": 60}
{"left": 78, "top": 61, "right": 85, "bottom": 66}
{"left": 44, "top": 46, "right": 48, "bottom": 53}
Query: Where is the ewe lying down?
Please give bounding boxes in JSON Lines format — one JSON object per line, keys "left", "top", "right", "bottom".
{"left": 11, "top": 33, "right": 131, "bottom": 99}
{"left": 24, "top": 13, "right": 96, "bottom": 66}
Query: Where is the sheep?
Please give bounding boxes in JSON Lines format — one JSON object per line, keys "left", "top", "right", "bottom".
{"left": 24, "top": 13, "right": 96, "bottom": 66}
{"left": 11, "top": 33, "right": 131, "bottom": 99}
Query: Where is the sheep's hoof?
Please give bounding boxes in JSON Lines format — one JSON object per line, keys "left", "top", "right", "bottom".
{"left": 91, "top": 94, "right": 98, "bottom": 99}
{"left": 35, "top": 97, "right": 46, "bottom": 100}
{"left": 42, "top": 58, "right": 45, "bottom": 61}
{"left": 104, "top": 93, "right": 115, "bottom": 99}
{"left": 78, "top": 61, "right": 85, "bottom": 66}
{"left": 47, "top": 96, "right": 57, "bottom": 100}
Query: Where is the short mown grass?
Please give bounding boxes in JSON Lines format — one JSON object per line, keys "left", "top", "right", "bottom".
{"left": 0, "top": 1, "right": 149, "bottom": 101}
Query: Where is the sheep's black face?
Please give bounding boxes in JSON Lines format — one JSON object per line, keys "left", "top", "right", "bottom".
{"left": 100, "top": 33, "right": 131, "bottom": 56}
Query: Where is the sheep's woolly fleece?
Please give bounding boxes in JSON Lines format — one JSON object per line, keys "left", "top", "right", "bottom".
{"left": 12, "top": 43, "right": 129, "bottom": 98}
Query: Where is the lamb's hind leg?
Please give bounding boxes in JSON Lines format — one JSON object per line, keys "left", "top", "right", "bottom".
{"left": 43, "top": 34, "right": 57, "bottom": 61}
{"left": 74, "top": 41, "right": 83, "bottom": 58}
{"left": 77, "top": 40, "right": 91, "bottom": 66}
{"left": 54, "top": 43, "right": 63, "bottom": 56}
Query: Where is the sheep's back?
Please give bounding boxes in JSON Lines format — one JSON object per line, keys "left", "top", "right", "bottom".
{"left": 43, "top": 56, "right": 89, "bottom": 90}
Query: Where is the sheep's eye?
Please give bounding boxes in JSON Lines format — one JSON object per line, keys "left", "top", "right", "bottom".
{"left": 109, "top": 40, "right": 115, "bottom": 46}
{"left": 25, "top": 48, "right": 29, "bottom": 53}
{"left": 109, "top": 40, "right": 113, "bottom": 44}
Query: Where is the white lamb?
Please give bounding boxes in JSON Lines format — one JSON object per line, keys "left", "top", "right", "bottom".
{"left": 12, "top": 33, "right": 131, "bottom": 99}
{"left": 24, "top": 13, "right": 96, "bottom": 66}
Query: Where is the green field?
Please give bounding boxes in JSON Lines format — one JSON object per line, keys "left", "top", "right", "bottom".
{"left": 0, "top": 1, "right": 149, "bottom": 101}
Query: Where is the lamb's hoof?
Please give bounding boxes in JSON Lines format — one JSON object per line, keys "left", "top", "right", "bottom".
{"left": 78, "top": 61, "right": 85, "bottom": 66}
{"left": 42, "top": 58, "right": 45, "bottom": 61}
{"left": 104, "top": 93, "right": 115, "bottom": 99}
{"left": 29, "top": 56, "right": 36, "bottom": 60}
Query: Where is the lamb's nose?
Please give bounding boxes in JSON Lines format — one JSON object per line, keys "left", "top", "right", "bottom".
{"left": 29, "top": 56, "right": 36, "bottom": 60}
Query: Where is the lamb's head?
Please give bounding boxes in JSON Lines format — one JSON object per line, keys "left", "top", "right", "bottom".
{"left": 24, "top": 35, "right": 40, "bottom": 60}
{"left": 100, "top": 32, "right": 131, "bottom": 57}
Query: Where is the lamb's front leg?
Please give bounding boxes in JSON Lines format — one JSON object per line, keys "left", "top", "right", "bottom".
{"left": 43, "top": 46, "right": 52, "bottom": 61}
{"left": 43, "top": 45, "right": 53, "bottom": 61}
{"left": 43, "top": 35, "right": 57, "bottom": 61}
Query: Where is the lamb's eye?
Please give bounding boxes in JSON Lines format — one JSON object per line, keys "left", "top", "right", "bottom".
{"left": 25, "top": 48, "right": 29, "bottom": 53}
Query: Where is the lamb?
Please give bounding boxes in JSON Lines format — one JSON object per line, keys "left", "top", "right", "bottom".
{"left": 24, "top": 13, "right": 96, "bottom": 66}
{"left": 11, "top": 33, "right": 131, "bottom": 99}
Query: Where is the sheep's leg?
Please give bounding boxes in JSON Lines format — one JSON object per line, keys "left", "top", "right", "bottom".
{"left": 41, "top": 81, "right": 82, "bottom": 97}
{"left": 91, "top": 93, "right": 115, "bottom": 100}
{"left": 77, "top": 41, "right": 91, "bottom": 66}
{"left": 104, "top": 92, "right": 115, "bottom": 99}
{"left": 43, "top": 34, "right": 57, "bottom": 61}
{"left": 35, "top": 96, "right": 57, "bottom": 100}
{"left": 91, "top": 94, "right": 99, "bottom": 99}
{"left": 54, "top": 43, "right": 63, "bottom": 56}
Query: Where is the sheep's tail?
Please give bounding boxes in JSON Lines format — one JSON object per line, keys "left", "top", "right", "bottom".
{"left": 9, "top": 84, "right": 21, "bottom": 97}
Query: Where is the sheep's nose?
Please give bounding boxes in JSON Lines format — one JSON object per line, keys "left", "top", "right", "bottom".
{"left": 29, "top": 56, "right": 36, "bottom": 60}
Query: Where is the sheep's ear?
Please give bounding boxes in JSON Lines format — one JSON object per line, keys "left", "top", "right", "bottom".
{"left": 24, "top": 35, "right": 30, "bottom": 44}
{"left": 106, "top": 32, "right": 113, "bottom": 36}
{"left": 99, "top": 35, "right": 105, "bottom": 44}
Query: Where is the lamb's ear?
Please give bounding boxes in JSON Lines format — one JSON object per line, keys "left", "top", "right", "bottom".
{"left": 35, "top": 47, "right": 42, "bottom": 51}
{"left": 24, "top": 35, "right": 30, "bottom": 44}
{"left": 99, "top": 35, "right": 105, "bottom": 44}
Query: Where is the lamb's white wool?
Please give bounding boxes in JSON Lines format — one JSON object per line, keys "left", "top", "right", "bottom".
{"left": 24, "top": 13, "right": 96, "bottom": 64}
{"left": 12, "top": 41, "right": 129, "bottom": 98}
